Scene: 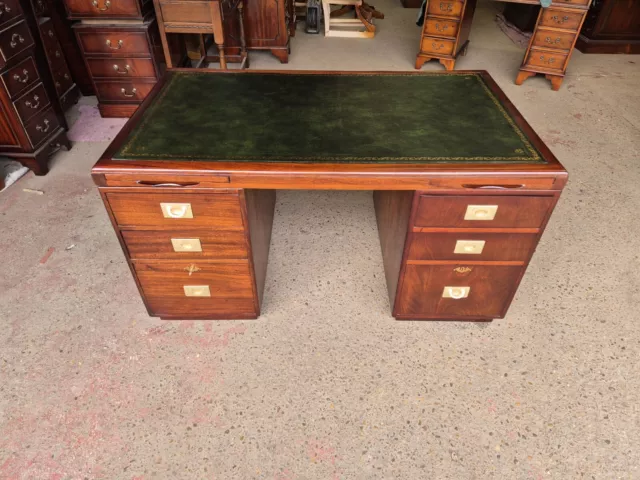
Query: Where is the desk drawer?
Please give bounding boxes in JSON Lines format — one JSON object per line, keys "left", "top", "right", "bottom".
{"left": 14, "top": 83, "right": 50, "bottom": 124}
{"left": 552, "top": 0, "right": 590, "bottom": 5}
{"left": 532, "top": 29, "right": 576, "bottom": 52}
{"left": 427, "top": 0, "right": 464, "bottom": 18}
{"left": 0, "top": 0, "right": 23, "bottom": 29}
{"left": 135, "top": 261, "right": 256, "bottom": 317}
{"left": 420, "top": 36, "right": 455, "bottom": 56}
{"left": 122, "top": 229, "right": 248, "bottom": 260}
{"left": 87, "top": 57, "right": 157, "bottom": 78}
{"left": 0, "top": 20, "right": 35, "bottom": 69}
{"left": 106, "top": 192, "right": 244, "bottom": 228}
{"left": 423, "top": 17, "right": 459, "bottom": 39}
{"left": 25, "top": 108, "right": 60, "bottom": 147}
{"left": 396, "top": 264, "right": 523, "bottom": 318}
{"left": 77, "top": 30, "right": 151, "bottom": 56}
{"left": 414, "top": 195, "right": 554, "bottom": 228}
{"left": 407, "top": 232, "right": 538, "bottom": 262}
{"left": 1, "top": 56, "right": 38, "bottom": 98}
{"left": 95, "top": 79, "right": 156, "bottom": 102}
{"left": 539, "top": 9, "right": 584, "bottom": 31}
{"left": 524, "top": 49, "right": 568, "bottom": 72}
{"left": 65, "top": 0, "right": 145, "bottom": 18}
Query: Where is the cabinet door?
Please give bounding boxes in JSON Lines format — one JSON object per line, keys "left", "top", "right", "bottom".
{"left": 593, "top": 0, "right": 640, "bottom": 39}
{"left": 222, "top": 0, "right": 288, "bottom": 49}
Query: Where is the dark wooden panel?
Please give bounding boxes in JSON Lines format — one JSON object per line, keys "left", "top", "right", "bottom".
{"left": 396, "top": 264, "right": 523, "bottom": 318}
{"left": 374, "top": 190, "right": 414, "bottom": 308}
{"left": 0, "top": 102, "right": 21, "bottom": 148}
{"left": 122, "top": 229, "right": 248, "bottom": 259}
{"left": 13, "top": 81, "right": 49, "bottom": 124}
{"left": 577, "top": 0, "right": 640, "bottom": 54}
{"left": 106, "top": 191, "right": 244, "bottom": 228}
{"left": 0, "top": 55, "right": 38, "bottom": 98}
{"left": 134, "top": 260, "right": 257, "bottom": 317}
{"left": 414, "top": 195, "right": 554, "bottom": 229}
{"left": 407, "top": 232, "right": 537, "bottom": 262}
{"left": 243, "top": 189, "right": 276, "bottom": 306}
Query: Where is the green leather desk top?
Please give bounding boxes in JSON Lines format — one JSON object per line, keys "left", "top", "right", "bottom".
{"left": 113, "top": 71, "right": 546, "bottom": 165}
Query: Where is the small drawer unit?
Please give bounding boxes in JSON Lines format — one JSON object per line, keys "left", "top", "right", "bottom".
{"left": 65, "top": 0, "right": 164, "bottom": 118}
{"left": 415, "top": 0, "right": 477, "bottom": 71}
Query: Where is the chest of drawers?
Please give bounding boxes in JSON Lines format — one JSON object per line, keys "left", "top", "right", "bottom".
{"left": 415, "top": 0, "right": 478, "bottom": 71}
{"left": 64, "top": 0, "right": 164, "bottom": 117}
{"left": 0, "top": 0, "right": 70, "bottom": 175}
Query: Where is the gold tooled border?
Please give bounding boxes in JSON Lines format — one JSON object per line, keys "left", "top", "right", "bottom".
{"left": 116, "top": 72, "right": 543, "bottom": 163}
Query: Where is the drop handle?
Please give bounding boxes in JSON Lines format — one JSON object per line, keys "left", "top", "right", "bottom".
{"left": 13, "top": 69, "right": 29, "bottom": 83}
{"left": 0, "top": 2, "right": 11, "bottom": 16}
{"left": 121, "top": 87, "right": 137, "bottom": 97}
{"left": 136, "top": 181, "right": 200, "bottom": 187}
{"left": 25, "top": 95, "right": 40, "bottom": 109}
{"left": 106, "top": 39, "right": 123, "bottom": 50}
{"left": 10, "top": 33, "right": 25, "bottom": 48}
{"left": 35, "top": 119, "right": 50, "bottom": 133}
{"left": 92, "top": 0, "right": 111, "bottom": 11}
{"left": 113, "top": 64, "right": 131, "bottom": 75}
{"left": 462, "top": 184, "right": 524, "bottom": 189}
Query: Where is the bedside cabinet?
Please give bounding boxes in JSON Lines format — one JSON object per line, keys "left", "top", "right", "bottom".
{"left": 63, "top": 0, "right": 164, "bottom": 118}
{"left": 0, "top": 0, "right": 71, "bottom": 175}
{"left": 415, "top": 0, "right": 478, "bottom": 71}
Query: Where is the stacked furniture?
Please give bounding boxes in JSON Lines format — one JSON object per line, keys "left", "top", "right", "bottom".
{"left": 577, "top": 0, "right": 640, "bottom": 54}
{"left": 63, "top": 0, "right": 164, "bottom": 117}
{"left": 0, "top": 0, "right": 70, "bottom": 175}
{"left": 27, "top": 0, "right": 80, "bottom": 111}
{"left": 515, "top": 0, "right": 593, "bottom": 91}
{"left": 415, "top": 0, "right": 478, "bottom": 71}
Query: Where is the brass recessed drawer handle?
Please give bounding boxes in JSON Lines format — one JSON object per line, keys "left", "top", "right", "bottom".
{"left": 454, "top": 240, "right": 485, "bottom": 255}
{"left": 121, "top": 87, "right": 137, "bottom": 97}
{"left": 462, "top": 184, "right": 524, "bottom": 189}
{"left": 10, "top": 33, "right": 25, "bottom": 48}
{"left": 136, "top": 180, "right": 200, "bottom": 187}
{"left": 106, "top": 39, "right": 123, "bottom": 50}
{"left": 25, "top": 95, "right": 40, "bottom": 109}
{"left": 464, "top": 205, "right": 498, "bottom": 220}
{"left": 35, "top": 119, "right": 50, "bottom": 133}
{"left": 443, "top": 286, "right": 470, "bottom": 299}
{"left": 13, "top": 69, "right": 29, "bottom": 83}
{"left": 160, "top": 202, "right": 193, "bottom": 219}
{"left": 171, "top": 238, "right": 202, "bottom": 252}
{"left": 113, "top": 64, "right": 131, "bottom": 75}
{"left": 92, "top": 0, "right": 111, "bottom": 11}
{"left": 184, "top": 285, "right": 210, "bottom": 297}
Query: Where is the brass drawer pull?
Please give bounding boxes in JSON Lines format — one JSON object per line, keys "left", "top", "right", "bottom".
{"left": 121, "top": 87, "right": 137, "bottom": 97}
{"left": 92, "top": 0, "right": 111, "bottom": 11}
{"left": 442, "top": 286, "right": 470, "bottom": 299}
{"left": 160, "top": 202, "right": 193, "bottom": 219}
{"left": 35, "top": 119, "right": 50, "bottom": 133}
{"left": 464, "top": 205, "right": 498, "bottom": 220}
{"left": 10, "top": 33, "right": 25, "bottom": 49}
{"left": 439, "top": 2, "right": 453, "bottom": 12}
{"left": 106, "top": 39, "right": 123, "bottom": 50}
{"left": 48, "top": 29, "right": 54, "bottom": 38}
{"left": 435, "top": 23, "right": 449, "bottom": 33}
{"left": 432, "top": 42, "right": 445, "bottom": 51}
{"left": 0, "top": 2, "right": 11, "bottom": 16}
{"left": 461, "top": 184, "right": 524, "bottom": 189}
{"left": 13, "top": 69, "right": 29, "bottom": 83}
{"left": 185, "top": 264, "right": 201, "bottom": 276}
{"left": 551, "top": 15, "right": 570, "bottom": 24}
{"left": 136, "top": 180, "right": 200, "bottom": 187}
{"left": 113, "top": 64, "right": 131, "bottom": 75}
{"left": 184, "top": 285, "right": 211, "bottom": 297}
{"left": 539, "top": 55, "right": 556, "bottom": 65}
{"left": 25, "top": 95, "right": 40, "bottom": 109}
{"left": 545, "top": 36, "right": 561, "bottom": 45}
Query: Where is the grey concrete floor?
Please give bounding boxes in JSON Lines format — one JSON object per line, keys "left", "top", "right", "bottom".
{"left": 1, "top": 0, "right": 639, "bottom": 478}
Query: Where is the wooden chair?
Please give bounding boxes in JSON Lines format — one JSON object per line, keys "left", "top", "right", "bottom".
{"left": 154, "top": 0, "right": 249, "bottom": 69}
{"left": 322, "top": 0, "right": 376, "bottom": 38}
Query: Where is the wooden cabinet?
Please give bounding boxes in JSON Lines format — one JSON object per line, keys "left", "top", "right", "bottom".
{"left": 221, "top": 0, "right": 294, "bottom": 63}
{"left": 415, "top": 0, "right": 478, "bottom": 71}
{"left": 0, "top": 0, "right": 70, "bottom": 175}
{"left": 63, "top": 0, "right": 164, "bottom": 117}
{"left": 577, "top": 0, "right": 640, "bottom": 54}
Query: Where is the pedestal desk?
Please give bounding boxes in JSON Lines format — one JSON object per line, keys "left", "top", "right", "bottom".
{"left": 92, "top": 71, "right": 568, "bottom": 321}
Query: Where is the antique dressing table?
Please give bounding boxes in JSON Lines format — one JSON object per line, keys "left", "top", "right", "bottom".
{"left": 92, "top": 70, "right": 567, "bottom": 321}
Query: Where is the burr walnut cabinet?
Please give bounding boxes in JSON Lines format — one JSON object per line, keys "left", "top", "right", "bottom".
{"left": 93, "top": 70, "right": 567, "bottom": 321}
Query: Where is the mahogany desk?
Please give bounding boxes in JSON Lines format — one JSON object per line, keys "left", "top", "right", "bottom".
{"left": 92, "top": 70, "right": 568, "bottom": 321}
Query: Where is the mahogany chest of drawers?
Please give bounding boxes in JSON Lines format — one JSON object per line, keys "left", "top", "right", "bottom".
{"left": 93, "top": 70, "right": 567, "bottom": 321}
{"left": 63, "top": 0, "right": 164, "bottom": 117}
{"left": 0, "top": 0, "right": 70, "bottom": 174}
{"left": 415, "top": 0, "right": 478, "bottom": 71}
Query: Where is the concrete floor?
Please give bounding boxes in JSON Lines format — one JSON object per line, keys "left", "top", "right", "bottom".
{"left": 1, "top": 0, "right": 639, "bottom": 478}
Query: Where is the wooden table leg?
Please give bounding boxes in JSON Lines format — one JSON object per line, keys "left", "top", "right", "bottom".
{"left": 515, "top": 70, "right": 535, "bottom": 86}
